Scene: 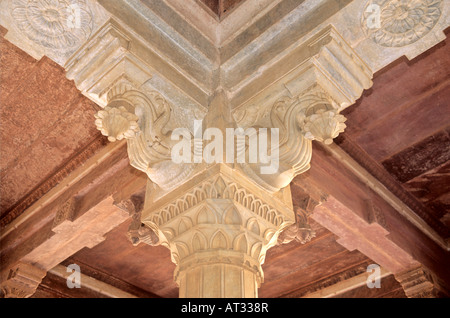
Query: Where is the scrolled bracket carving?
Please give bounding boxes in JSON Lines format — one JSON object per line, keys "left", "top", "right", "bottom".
{"left": 277, "top": 221, "right": 316, "bottom": 245}
{"left": 239, "top": 89, "right": 348, "bottom": 193}
{"left": 127, "top": 216, "right": 160, "bottom": 247}
{"left": 95, "top": 84, "right": 196, "bottom": 191}
{"left": 115, "top": 197, "right": 160, "bottom": 247}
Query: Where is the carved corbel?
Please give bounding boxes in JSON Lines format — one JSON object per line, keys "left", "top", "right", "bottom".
{"left": 278, "top": 191, "right": 326, "bottom": 245}
{"left": 95, "top": 84, "right": 196, "bottom": 191}
{"left": 115, "top": 196, "right": 160, "bottom": 247}
{"left": 0, "top": 262, "right": 46, "bottom": 298}
{"left": 277, "top": 208, "right": 316, "bottom": 245}
{"left": 238, "top": 89, "right": 348, "bottom": 193}
{"left": 394, "top": 265, "right": 441, "bottom": 298}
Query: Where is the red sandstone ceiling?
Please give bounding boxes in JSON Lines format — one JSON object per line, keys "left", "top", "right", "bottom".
{"left": 339, "top": 30, "right": 450, "bottom": 236}
{"left": 0, "top": 24, "right": 449, "bottom": 298}
{"left": 0, "top": 27, "right": 106, "bottom": 226}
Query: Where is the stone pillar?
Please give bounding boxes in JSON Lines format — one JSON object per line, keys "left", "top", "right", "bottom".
{"left": 142, "top": 165, "right": 296, "bottom": 298}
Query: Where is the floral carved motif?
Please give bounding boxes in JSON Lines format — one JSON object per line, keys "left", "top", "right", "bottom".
{"left": 302, "top": 110, "right": 347, "bottom": 145}
{"left": 10, "top": 0, "right": 93, "bottom": 50}
{"left": 362, "top": 0, "right": 443, "bottom": 47}
{"left": 94, "top": 106, "right": 140, "bottom": 142}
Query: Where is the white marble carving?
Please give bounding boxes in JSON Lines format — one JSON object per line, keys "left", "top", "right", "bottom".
{"left": 362, "top": 0, "right": 443, "bottom": 47}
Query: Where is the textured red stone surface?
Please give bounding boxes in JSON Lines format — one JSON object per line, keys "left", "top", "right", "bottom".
{"left": 70, "top": 220, "right": 179, "bottom": 298}
{"left": 0, "top": 33, "right": 103, "bottom": 217}
{"left": 340, "top": 31, "right": 450, "bottom": 230}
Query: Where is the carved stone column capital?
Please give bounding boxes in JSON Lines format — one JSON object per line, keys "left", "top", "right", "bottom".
{"left": 278, "top": 190, "right": 326, "bottom": 245}
{"left": 142, "top": 164, "right": 295, "bottom": 297}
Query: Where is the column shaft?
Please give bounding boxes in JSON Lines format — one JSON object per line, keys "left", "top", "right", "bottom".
{"left": 178, "top": 258, "right": 258, "bottom": 298}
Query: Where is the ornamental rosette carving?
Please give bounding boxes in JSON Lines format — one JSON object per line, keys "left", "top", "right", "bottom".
{"left": 362, "top": 0, "right": 443, "bottom": 47}
{"left": 10, "top": 0, "right": 93, "bottom": 50}
{"left": 94, "top": 106, "right": 140, "bottom": 142}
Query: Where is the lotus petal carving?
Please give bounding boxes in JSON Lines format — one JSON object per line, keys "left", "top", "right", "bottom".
{"left": 94, "top": 106, "right": 140, "bottom": 142}
{"left": 302, "top": 110, "right": 347, "bottom": 145}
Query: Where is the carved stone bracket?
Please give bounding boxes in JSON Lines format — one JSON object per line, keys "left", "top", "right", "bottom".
{"left": 115, "top": 197, "right": 160, "bottom": 247}
{"left": 278, "top": 189, "right": 326, "bottom": 245}
{"left": 0, "top": 262, "right": 46, "bottom": 298}
{"left": 66, "top": 20, "right": 373, "bottom": 196}
{"left": 395, "top": 265, "right": 440, "bottom": 298}
{"left": 1, "top": 197, "right": 129, "bottom": 298}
